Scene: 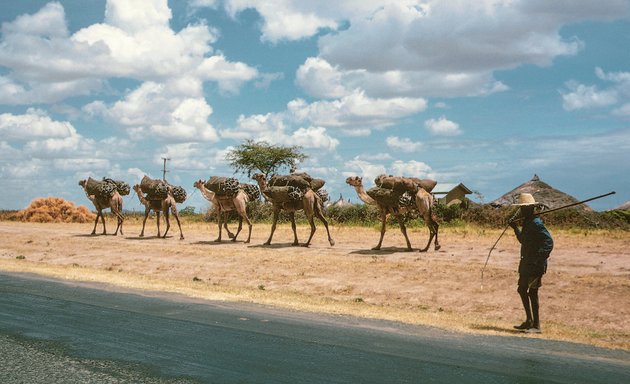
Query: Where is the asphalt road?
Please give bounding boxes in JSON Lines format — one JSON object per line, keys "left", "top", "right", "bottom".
{"left": 1, "top": 273, "right": 628, "bottom": 383}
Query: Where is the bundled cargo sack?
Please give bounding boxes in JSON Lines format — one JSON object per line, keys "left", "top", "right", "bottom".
{"left": 204, "top": 176, "right": 240, "bottom": 196}
{"left": 309, "top": 178, "right": 325, "bottom": 191}
{"left": 85, "top": 177, "right": 116, "bottom": 199}
{"left": 263, "top": 186, "right": 304, "bottom": 202}
{"left": 316, "top": 189, "right": 329, "bottom": 203}
{"left": 170, "top": 185, "right": 187, "bottom": 203}
{"left": 399, "top": 192, "right": 415, "bottom": 207}
{"left": 374, "top": 175, "right": 419, "bottom": 194}
{"left": 408, "top": 177, "right": 437, "bottom": 193}
{"left": 240, "top": 183, "right": 261, "bottom": 201}
{"left": 366, "top": 186, "right": 404, "bottom": 207}
{"left": 102, "top": 177, "right": 130, "bottom": 196}
{"left": 290, "top": 172, "right": 313, "bottom": 183}
{"left": 268, "top": 174, "right": 311, "bottom": 190}
{"left": 140, "top": 175, "right": 168, "bottom": 199}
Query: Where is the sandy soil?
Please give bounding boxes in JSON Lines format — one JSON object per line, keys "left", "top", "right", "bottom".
{"left": 1, "top": 219, "right": 628, "bottom": 350}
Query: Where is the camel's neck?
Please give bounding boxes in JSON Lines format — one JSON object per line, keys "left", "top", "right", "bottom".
{"left": 135, "top": 189, "right": 149, "bottom": 206}
{"left": 255, "top": 178, "right": 273, "bottom": 203}
{"left": 255, "top": 178, "right": 267, "bottom": 191}
{"left": 80, "top": 186, "right": 95, "bottom": 202}
{"left": 353, "top": 185, "right": 376, "bottom": 205}
{"left": 197, "top": 184, "right": 216, "bottom": 201}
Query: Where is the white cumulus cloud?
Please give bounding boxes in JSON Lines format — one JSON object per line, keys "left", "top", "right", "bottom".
{"left": 390, "top": 160, "right": 433, "bottom": 178}
{"left": 0, "top": 108, "right": 75, "bottom": 141}
{"left": 424, "top": 116, "right": 462, "bottom": 136}
{"left": 561, "top": 82, "right": 618, "bottom": 111}
{"left": 386, "top": 136, "right": 423, "bottom": 152}
{"left": 287, "top": 90, "right": 427, "bottom": 133}
{"left": 0, "top": 0, "right": 258, "bottom": 105}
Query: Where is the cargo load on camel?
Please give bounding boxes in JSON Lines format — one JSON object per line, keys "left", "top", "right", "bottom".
{"left": 264, "top": 172, "right": 328, "bottom": 202}
{"left": 268, "top": 174, "right": 311, "bottom": 190}
{"left": 140, "top": 176, "right": 169, "bottom": 199}
{"left": 139, "top": 176, "right": 186, "bottom": 203}
{"left": 84, "top": 177, "right": 124, "bottom": 199}
{"left": 240, "top": 183, "right": 261, "bottom": 201}
{"left": 262, "top": 185, "right": 305, "bottom": 203}
{"left": 366, "top": 187, "right": 405, "bottom": 207}
{"left": 102, "top": 177, "right": 131, "bottom": 196}
{"left": 374, "top": 175, "right": 437, "bottom": 194}
{"left": 204, "top": 176, "right": 240, "bottom": 197}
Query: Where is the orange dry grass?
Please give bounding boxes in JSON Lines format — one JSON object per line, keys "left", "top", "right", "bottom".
{"left": 18, "top": 197, "right": 96, "bottom": 223}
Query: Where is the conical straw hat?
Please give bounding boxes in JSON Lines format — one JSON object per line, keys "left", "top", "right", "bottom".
{"left": 512, "top": 193, "right": 537, "bottom": 206}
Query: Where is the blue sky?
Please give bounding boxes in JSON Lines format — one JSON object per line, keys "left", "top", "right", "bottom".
{"left": 1, "top": 0, "right": 629, "bottom": 212}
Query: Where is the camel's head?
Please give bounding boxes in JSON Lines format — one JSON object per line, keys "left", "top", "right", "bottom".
{"left": 252, "top": 173, "right": 266, "bottom": 183}
{"left": 78, "top": 179, "right": 86, "bottom": 188}
{"left": 132, "top": 184, "right": 141, "bottom": 192}
{"left": 193, "top": 179, "right": 205, "bottom": 188}
{"left": 345, "top": 176, "right": 362, "bottom": 187}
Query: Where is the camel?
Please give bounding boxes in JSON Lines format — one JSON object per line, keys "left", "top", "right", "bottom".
{"left": 78, "top": 179, "right": 124, "bottom": 236}
{"left": 345, "top": 176, "right": 440, "bottom": 252}
{"left": 252, "top": 173, "right": 335, "bottom": 247}
{"left": 193, "top": 180, "right": 253, "bottom": 243}
{"left": 132, "top": 184, "right": 184, "bottom": 240}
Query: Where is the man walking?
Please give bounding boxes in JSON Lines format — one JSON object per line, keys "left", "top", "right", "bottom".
{"left": 509, "top": 193, "right": 554, "bottom": 333}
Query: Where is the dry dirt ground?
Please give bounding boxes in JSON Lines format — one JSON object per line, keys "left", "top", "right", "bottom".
{"left": 1, "top": 219, "right": 628, "bottom": 350}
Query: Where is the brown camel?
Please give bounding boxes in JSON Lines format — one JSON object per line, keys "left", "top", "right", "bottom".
{"left": 346, "top": 176, "right": 440, "bottom": 252}
{"left": 78, "top": 179, "right": 124, "bottom": 236}
{"left": 133, "top": 184, "right": 184, "bottom": 240}
{"left": 193, "top": 180, "right": 253, "bottom": 243}
{"left": 252, "top": 173, "right": 335, "bottom": 247}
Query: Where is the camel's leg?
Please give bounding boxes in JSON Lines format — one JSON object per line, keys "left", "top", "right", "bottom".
{"left": 171, "top": 207, "right": 184, "bottom": 240}
{"left": 91, "top": 210, "right": 101, "bottom": 235}
{"left": 372, "top": 211, "right": 387, "bottom": 250}
{"left": 419, "top": 211, "right": 440, "bottom": 252}
{"left": 112, "top": 207, "right": 123, "bottom": 236}
{"left": 162, "top": 211, "right": 171, "bottom": 239}
{"left": 116, "top": 213, "right": 124, "bottom": 236}
{"left": 156, "top": 211, "right": 161, "bottom": 238}
{"left": 117, "top": 203, "right": 124, "bottom": 236}
{"left": 314, "top": 202, "right": 335, "bottom": 246}
{"left": 396, "top": 214, "right": 412, "bottom": 251}
{"left": 244, "top": 215, "right": 252, "bottom": 244}
{"left": 302, "top": 214, "right": 316, "bottom": 247}
{"left": 264, "top": 209, "right": 280, "bottom": 245}
{"left": 416, "top": 192, "right": 440, "bottom": 252}
{"left": 234, "top": 195, "right": 253, "bottom": 244}
{"left": 232, "top": 216, "right": 243, "bottom": 242}
{"left": 224, "top": 213, "right": 236, "bottom": 239}
{"left": 432, "top": 217, "right": 440, "bottom": 251}
{"left": 215, "top": 209, "right": 223, "bottom": 242}
{"left": 140, "top": 209, "right": 149, "bottom": 237}
{"left": 100, "top": 210, "right": 107, "bottom": 235}
{"left": 290, "top": 212, "right": 299, "bottom": 246}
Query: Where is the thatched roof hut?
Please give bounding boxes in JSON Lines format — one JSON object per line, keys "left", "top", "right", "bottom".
{"left": 490, "top": 174, "right": 593, "bottom": 211}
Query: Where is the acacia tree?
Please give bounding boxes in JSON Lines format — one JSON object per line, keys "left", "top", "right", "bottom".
{"left": 226, "top": 140, "right": 308, "bottom": 177}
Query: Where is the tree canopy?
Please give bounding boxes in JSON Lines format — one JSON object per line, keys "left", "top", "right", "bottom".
{"left": 226, "top": 140, "right": 308, "bottom": 177}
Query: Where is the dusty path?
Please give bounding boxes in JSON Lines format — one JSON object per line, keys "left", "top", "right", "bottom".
{"left": 0, "top": 220, "right": 628, "bottom": 349}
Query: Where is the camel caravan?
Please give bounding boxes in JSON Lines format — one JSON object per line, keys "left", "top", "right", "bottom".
{"left": 79, "top": 172, "right": 441, "bottom": 251}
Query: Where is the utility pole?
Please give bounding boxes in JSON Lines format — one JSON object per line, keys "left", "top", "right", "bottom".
{"left": 161, "top": 157, "right": 170, "bottom": 181}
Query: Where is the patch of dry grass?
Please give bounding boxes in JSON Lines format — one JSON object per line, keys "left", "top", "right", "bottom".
{"left": 0, "top": 220, "right": 628, "bottom": 350}
{"left": 14, "top": 197, "right": 95, "bottom": 223}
